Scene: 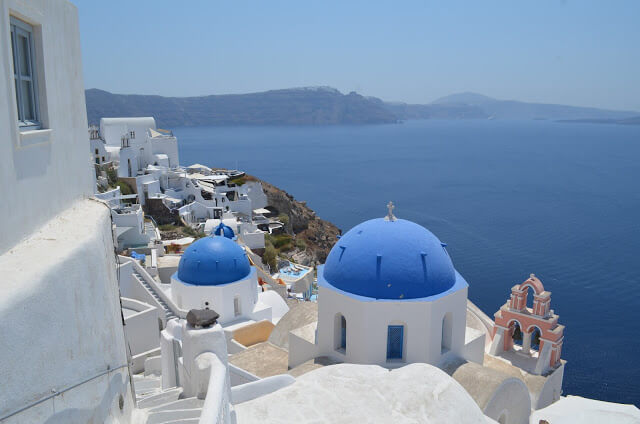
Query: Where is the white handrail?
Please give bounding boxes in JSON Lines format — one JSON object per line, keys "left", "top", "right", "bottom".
{"left": 196, "top": 353, "right": 231, "bottom": 424}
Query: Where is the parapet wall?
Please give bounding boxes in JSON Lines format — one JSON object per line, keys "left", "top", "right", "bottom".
{"left": 0, "top": 199, "right": 133, "bottom": 422}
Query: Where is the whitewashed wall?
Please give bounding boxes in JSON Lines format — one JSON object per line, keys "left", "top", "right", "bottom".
{"left": 0, "top": 0, "right": 94, "bottom": 255}
{"left": 0, "top": 2, "right": 134, "bottom": 421}
{"left": 315, "top": 274, "right": 469, "bottom": 367}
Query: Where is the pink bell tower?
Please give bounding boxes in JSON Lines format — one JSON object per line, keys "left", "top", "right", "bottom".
{"left": 490, "top": 274, "right": 565, "bottom": 375}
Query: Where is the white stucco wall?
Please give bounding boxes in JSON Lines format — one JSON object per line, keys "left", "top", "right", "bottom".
{"left": 0, "top": 200, "right": 133, "bottom": 422}
{"left": 171, "top": 268, "right": 272, "bottom": 325}
{"left": 100, "top": 117, "right": 156, "bottom": 147}
{"left": 0, "top": 0, "right": 94, "bottom": 255}
{"left": 315, "top": 283, "right": 469, "bottom": 367}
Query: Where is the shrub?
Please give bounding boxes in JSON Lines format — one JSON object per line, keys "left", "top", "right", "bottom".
{"left": 295, "top": 238, "right": 307, "bottom": 250}
{"left": 263, "top": 245, "right": 277, "bottom": 270}
{"left": 228, "top": 176, "right": 246, "bottom": 186}
{"left": 106, "top": 167, "right": 117, "bottom": 186}
{"left": 278, "top": 213, "right": 290, "bottom": 226}
{"left": 159, "top": 224, "right": 178, "bottom": 232}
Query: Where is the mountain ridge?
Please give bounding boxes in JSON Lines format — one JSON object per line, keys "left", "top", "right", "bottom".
{"left": 85, "top": 88, "right": 640, "bottom": 127}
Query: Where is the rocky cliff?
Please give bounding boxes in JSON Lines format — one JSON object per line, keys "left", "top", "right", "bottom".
{"left": 256, "top": 177, "right": 341, "bottom": 266}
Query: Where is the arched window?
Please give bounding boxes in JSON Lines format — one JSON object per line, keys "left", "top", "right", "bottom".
{"left": 529, "top": 326, "right": 542, "bottom": 351}
{"left": 441, "top": 312, "right": 453, "bottom": 354}
{"left": 334, "top": 313, "right": 346, "bottom": 352}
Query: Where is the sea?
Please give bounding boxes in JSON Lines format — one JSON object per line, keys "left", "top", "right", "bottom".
{"left": 174, "top": 119, "right": 640, "bottom": 406}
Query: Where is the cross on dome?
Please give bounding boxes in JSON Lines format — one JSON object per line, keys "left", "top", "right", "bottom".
{"left": 385, "top": 201, "right": 397, "bottom": 222}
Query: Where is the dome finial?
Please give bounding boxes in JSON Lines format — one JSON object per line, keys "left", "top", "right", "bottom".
{"left": 385, "top": 201, "right": 397, "bottom": 222}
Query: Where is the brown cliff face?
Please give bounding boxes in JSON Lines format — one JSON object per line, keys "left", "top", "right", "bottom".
{"left": 255, "top": 177, "right": 341, "bottom": 266}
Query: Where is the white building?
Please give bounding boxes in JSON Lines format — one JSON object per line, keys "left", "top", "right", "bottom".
{"left": 99, "top": 117, "right": 180, "bottom": 178}
{"left": 0, "top": 1, "right": 135, "bottom": 420}
{"left": 170, "top": 235, "right": 273, "bottom": 325}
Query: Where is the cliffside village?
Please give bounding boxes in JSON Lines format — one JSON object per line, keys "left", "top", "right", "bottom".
{"left": 2, "top": 2, "right": 638, "bottom": 422}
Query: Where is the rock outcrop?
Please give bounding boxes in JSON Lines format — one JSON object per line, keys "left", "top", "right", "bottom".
{"left": 257, "top": 177, "right": 341, "bottom": 266}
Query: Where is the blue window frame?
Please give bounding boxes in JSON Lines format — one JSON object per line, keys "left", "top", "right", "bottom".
{"left": 387, "top": 325, "right": 404, "bottom": 360}
{"left": 10, "top": 17, "right": 40, "bottom": 129}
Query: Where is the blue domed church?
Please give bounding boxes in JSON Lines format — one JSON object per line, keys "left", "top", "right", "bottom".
{"left": 170, "top": 235, "right": 274, "bottom": 324}
{"left": 289, "top": 203, "right": 485, "bottom": 368}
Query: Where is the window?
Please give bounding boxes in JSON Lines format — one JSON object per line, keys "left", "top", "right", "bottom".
{"left": 233, "top": 296, "right": 241, "bottom": 317}
{"left": 95, "top": 148, "right": 99, "bottom": 154}
{"left": 10, "top": 17, "right": 40, "bottom": 129}
{"left": 335, "top": 314, "right": 347, "bottom": 352}
{"left": 441, "top": 312, "right": 453, "bottom": 354}
{"left": 340, "top": 316, "right": 347, "bottom": 350}
{"left": 386, "top": 325, "right": 404, "bottom": 360}
{"left": 130, "top": 130, "right": 136, "bottom": 139}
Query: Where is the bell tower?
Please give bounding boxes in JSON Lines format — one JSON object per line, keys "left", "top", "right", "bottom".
{"left": 490, "top": 274, "right": 565, "bottom": 375}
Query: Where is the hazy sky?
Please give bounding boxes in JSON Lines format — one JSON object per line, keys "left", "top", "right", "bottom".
{"left": 73, "top": 1, "right": 640, "bottom": 111}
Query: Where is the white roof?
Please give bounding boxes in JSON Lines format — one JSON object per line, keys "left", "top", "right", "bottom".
{"left": 253, "top": 208, "right": 271, "bottom": 215}
{"left": 100, "top": 117, "right": 156, "bottom": 127}
{"left": 530, "top": 396, "right": 640, "bottom": 424}
{"left": 161, "top": 237, "right": 195, "bottom": 246}
{"left": 186, "top": 163, "right": 212, "bottom": 171}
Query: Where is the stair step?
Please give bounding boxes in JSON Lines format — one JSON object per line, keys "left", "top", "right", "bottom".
{"left": 137, "top": 387, "right": 183, "bottom": 409}
{"left": 149, "top": 398, "right": 205, "bottom": 412}
{"left": 146, "top": 408, "right": 202, "bottom": 424}
{"left": 155, "top": 419, "right": 200, "bottom": 424}
{"left": 133, "top": 376, "right": 162, "bottom": 395}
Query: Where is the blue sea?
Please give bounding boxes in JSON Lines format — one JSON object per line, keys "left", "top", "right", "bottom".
{"left": 174, "top": 119, "right": 640, "bottom": 405}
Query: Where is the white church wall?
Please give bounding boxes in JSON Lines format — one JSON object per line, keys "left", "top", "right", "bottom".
{"left": 171, "top": 268, "right": 270, "bottom": 325}
{"left": 0, "top": 0, "right": 94, "bottom": 255}
{"left": 532, "top": 364, "right": 565, "bottom": 410}
{"left": 316, "top": 281, "right": 469, "bottom": 367}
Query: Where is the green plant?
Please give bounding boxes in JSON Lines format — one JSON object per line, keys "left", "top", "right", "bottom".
{"left": 116, "top": 181, "right": 135, "bottom": 203}
{"left": 278, "top": 213, "right": 290, "bottom": 226}
{"left": 294, "top": 238, "right": 307, "bottom": 250}
{"left": 159, "top": 224, "right": 178, "bottom": 232}
{"left": 228, "top": 176, "right": 247, "bottom": 186}
{"left": 263, "top": 245, "right": 277, "bottom": 270}
{"left": 106, "top": 167, "right": 118, "bottom": 186}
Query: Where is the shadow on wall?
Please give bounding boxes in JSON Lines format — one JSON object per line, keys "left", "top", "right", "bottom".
{"left": 42, "top": 372, "right": 129, "bottom": 424}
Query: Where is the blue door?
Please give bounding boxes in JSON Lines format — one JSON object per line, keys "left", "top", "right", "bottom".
{"left": 387, "top": 325, "right": 404, "bottom": 360}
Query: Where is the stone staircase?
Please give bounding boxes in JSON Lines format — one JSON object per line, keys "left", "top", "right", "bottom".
{"left": 132, "top": 268, "right": 177, "bottom": 321}
{"left": 134, "top": 374, "right": 204, "bottom": 424}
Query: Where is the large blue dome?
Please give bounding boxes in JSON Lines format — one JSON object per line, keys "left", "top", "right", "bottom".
{"left": 322, "top": 218, "right": 458, "bottom": 299}
{"left": 177, "top": 236, "right": 250, "bottom": 285}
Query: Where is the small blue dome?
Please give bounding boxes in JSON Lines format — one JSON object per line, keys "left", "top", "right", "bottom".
{"left": 177, "top": 236, "right": 250, "bottom": 285}
{"left": 323, "top": 218, "right": 457, "bottom": 299}
{"left": 213, "top": 222, "right": 235, "bottom": 239}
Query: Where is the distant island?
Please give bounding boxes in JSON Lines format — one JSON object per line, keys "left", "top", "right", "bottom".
{"left": 85, "top": 87, "right": 640, "bottom": 127}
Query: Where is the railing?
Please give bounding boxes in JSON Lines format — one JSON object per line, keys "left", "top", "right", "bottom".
{"left": 0, "top": 364, "right": 129, "bottom": 421}
{"left": 196, "top": 353, "right": 230, "bottom": 424}
{"left": 128, "top": 257, "right": 186, "bottom": 319}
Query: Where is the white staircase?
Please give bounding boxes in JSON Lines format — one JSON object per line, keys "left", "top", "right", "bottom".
{"left": 132, "top": 267, "right": 177, "bottom": 321}
{"left": 134, "top": 374, "right": 205, "bottom": 424}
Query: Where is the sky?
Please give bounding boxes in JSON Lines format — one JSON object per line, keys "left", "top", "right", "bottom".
{"left": 73, "top": 0, "right": 640, "bottom": 111}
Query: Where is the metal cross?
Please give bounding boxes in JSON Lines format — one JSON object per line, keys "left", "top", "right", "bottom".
{"left": 385, "top": 201, "right": 396, "bottom": 221}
